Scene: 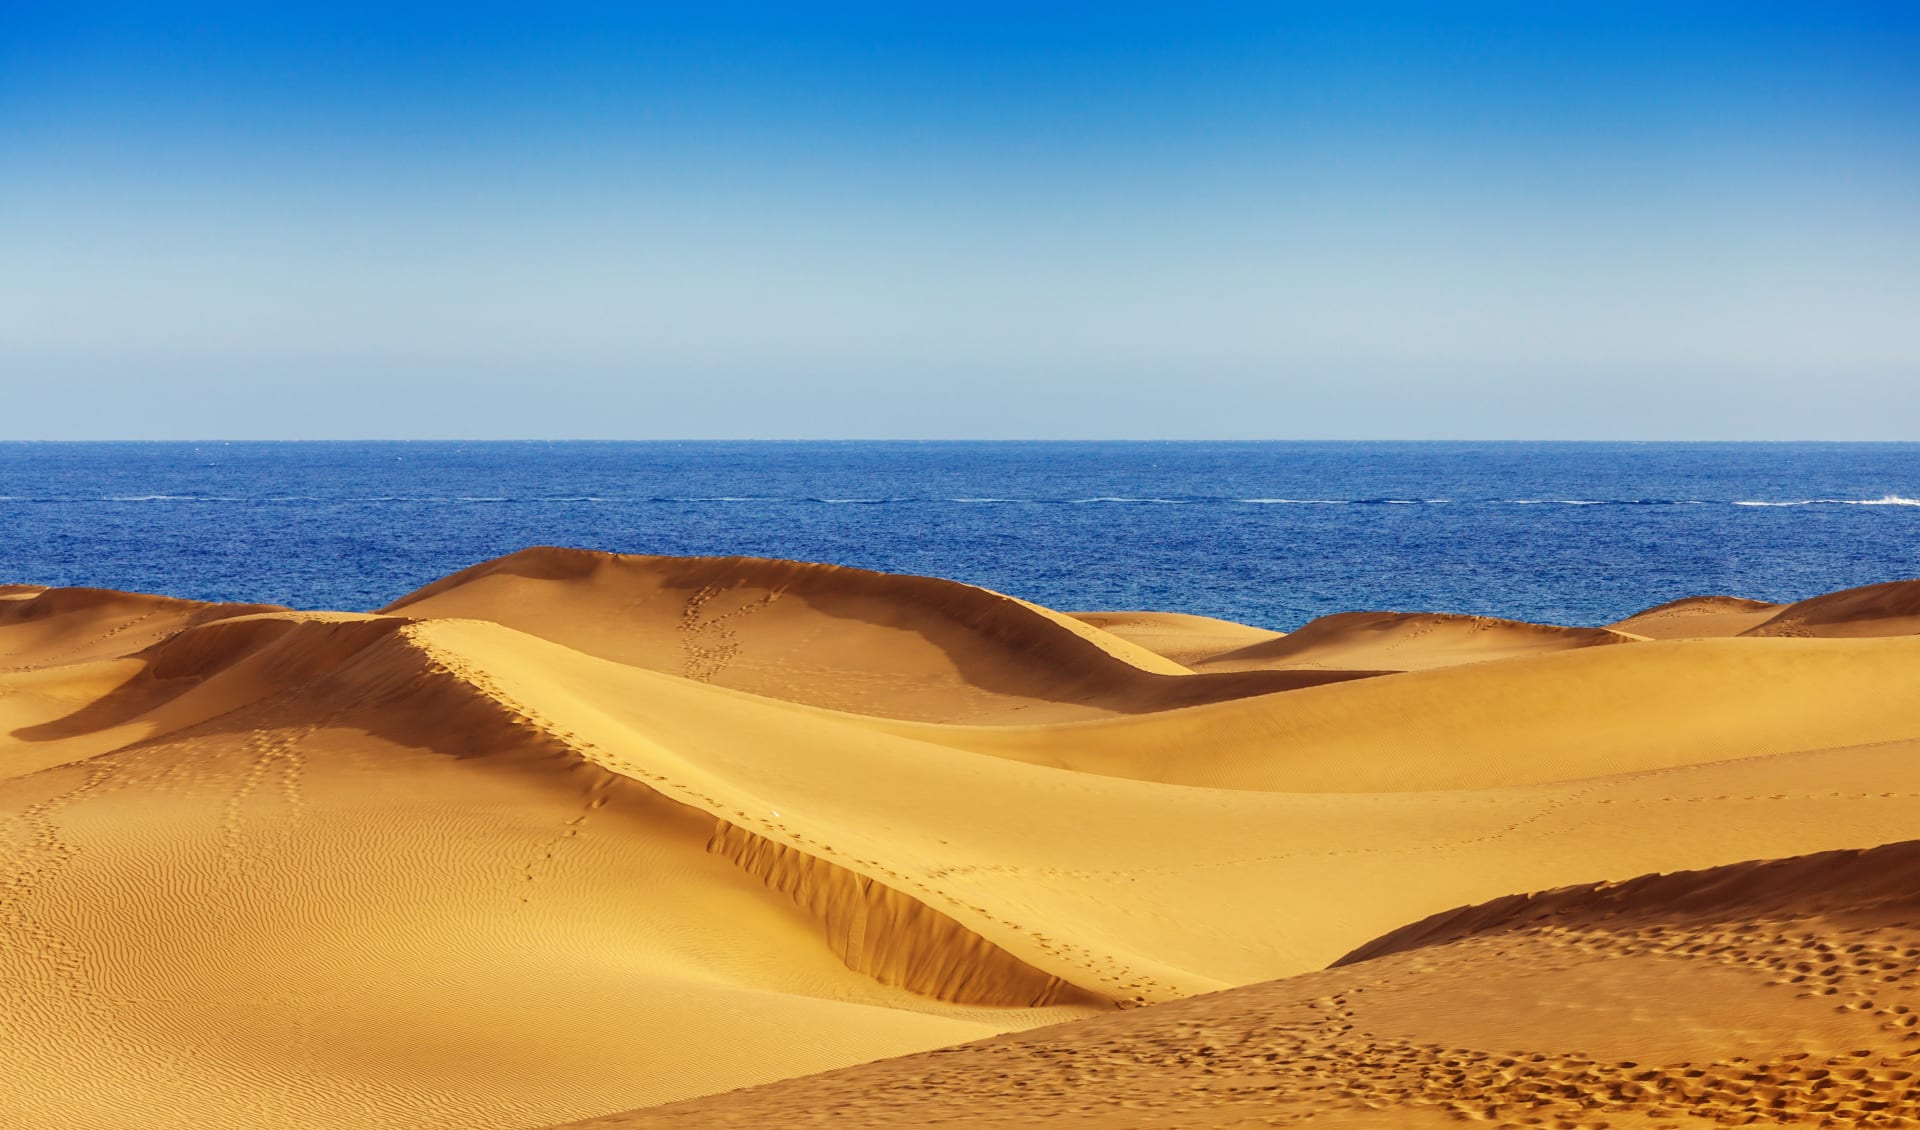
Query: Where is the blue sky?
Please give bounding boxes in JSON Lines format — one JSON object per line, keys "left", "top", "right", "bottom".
{"left": 3, "top": 2, "right": 1916, "bottom": 438}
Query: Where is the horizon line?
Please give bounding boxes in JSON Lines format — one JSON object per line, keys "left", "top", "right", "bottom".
{"left": 3, "top": 437, "right": 1919, "bottom": 445}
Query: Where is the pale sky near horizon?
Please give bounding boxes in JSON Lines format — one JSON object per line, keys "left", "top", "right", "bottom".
{"left": 2, "top": 3, "right": 1917, "bottom": 439}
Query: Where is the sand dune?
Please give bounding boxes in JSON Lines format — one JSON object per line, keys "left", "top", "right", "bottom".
{"left": 1071, "top": 606, "right": 1635, "bottom": 675}
{"left": 4, "top": 548, "right": 1920, "bottom": 1128}
{"left": 1335, "top": 838, "right": 1920, "bottom": 966}
{"left": 1065, "top": 610, "right": 1284, "bottom": 667}
{"left": 1609, "top": 593, "right": 1785, "bottom": 638}
{"left": 1608, "top": 579, "right": 1920, "bottom": 640}
{"left": 1190, "top": 608, "right": 1642, "bottom": 672}
{"left": 566, "top": 841, "right": 1920, "bottom": 1128}
{"left": 382, "top": 548, "right": 1364, "bottom": 721}
{"left": 1743, "top": 578, "right": 1920, "bottom": 638}
{"left": 0, "top": 584, "right": 284, "bottom": 669}
{"left": 899, "top": 633, "right": 1920, "bottom": 790}
{"left": 1, "top": 613, "right": 1107, "bottom": 1128}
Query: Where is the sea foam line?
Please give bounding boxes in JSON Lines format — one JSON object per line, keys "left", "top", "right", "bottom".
{"left": 1734, "top": 495, "right": 1920, "bottom": 507}
{"left": 17, "top": 493, "right": 1918, "bottom": 507}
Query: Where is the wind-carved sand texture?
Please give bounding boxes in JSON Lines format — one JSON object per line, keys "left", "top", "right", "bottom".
{"left": 3, "top": 552, "right": 1920, "bottom": 1128}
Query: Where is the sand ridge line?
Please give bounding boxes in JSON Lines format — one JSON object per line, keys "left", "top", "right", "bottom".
{"left": 704, "top": 819, "right": 1100, "bottom": 1008}
{"left": 393, "top": 620, "right": 1119, "bottom": 1008}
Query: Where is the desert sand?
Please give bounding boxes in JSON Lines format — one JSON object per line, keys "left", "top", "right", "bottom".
{"left": 3, "top": 550, "right": 1919, "bottom": 1128}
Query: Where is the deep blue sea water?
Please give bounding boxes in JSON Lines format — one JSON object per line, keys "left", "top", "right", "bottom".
{"left": 1, "top": 441, "right": 1915, "bottom": 630}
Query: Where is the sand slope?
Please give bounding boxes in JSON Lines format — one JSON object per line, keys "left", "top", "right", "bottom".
{"left": 566, "top": 841, "right": 1920, "bottom": 1128}
{"left": 1066, "top": 610, "right": 1285, "bottom": 667}
{"left": 5, "top": 549, "right": 1920, "bottom": 1128}
{"left": 903, "top": 633, "right": 1920, "bottom": 790}
{"left": 1609, "top": 594, "right": 1785, "bottom": 639}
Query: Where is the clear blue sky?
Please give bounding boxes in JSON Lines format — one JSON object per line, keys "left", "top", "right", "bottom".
{"left": 3, "top": 2, "right": 1916, "bottom": 438}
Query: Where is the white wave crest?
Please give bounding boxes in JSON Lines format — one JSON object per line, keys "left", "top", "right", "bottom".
{"left": 1849, "top": 495, "right": 1920, "bottom": 506}
{"left": 1735, "top": 496, "right": 1920, "bottom": 507}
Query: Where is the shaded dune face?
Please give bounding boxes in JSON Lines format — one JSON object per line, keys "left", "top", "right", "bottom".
{"left": 381, "top": 547, "right": 1373, "bottom": 721}
{"left": 1334, "top": 839, "right": 1920, "bottom": 966}
{"left": 704, "top": 820, "right": 1105, "bottom": 1009}
{"left": 1741, "top": 578, "right": 1920, "bottom": 638}
{"left": 1610, "top": 579, "right": 1920, "bottom": 640}
{"left": 0, "top": 585, "right": 286, "bottom": 668}
{"left": 4, "top": 547, "right": 1920, "bottom": 1129}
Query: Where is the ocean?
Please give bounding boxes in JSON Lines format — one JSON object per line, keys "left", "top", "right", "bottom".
{"left": 1, "top": 441, "right": 1915, "bottom": 630}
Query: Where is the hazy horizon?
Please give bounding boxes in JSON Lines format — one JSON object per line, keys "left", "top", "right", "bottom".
{"left": 4, "top": 3, "right": 1917, "bottom": 440}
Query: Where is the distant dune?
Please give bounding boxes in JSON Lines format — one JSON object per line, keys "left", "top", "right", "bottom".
{"left": 1610, "top": 580, "right": 1920, "bottom": 640}
{"left": 4, "top": 551, "right": 1919, "bottom": 1127}
{"left": 1741, "top": 579, "right": 1920, "bottom": 639}
{"left": 1608, "top": 593, "right": 1786, "bottom": 638}
{"left": 382, "top": 548, "right": 1368, "bottom": 722}
{"left": 1065, "top": 609, "right": 1285, "bottom": 666}
{"left": 1192, "top": 609, "right": 1641, "bottom": 672}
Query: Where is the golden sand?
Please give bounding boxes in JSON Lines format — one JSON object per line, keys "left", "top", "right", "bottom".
{"left": 3, "top": 550, "right": 1918, "bottom": 1128}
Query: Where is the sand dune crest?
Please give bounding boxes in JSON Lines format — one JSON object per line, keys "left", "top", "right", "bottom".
{"left": 381, "top": 547, "right": 1360, "bottom": 721}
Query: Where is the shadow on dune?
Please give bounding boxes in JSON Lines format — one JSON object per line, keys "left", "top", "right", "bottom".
{"left": 1335, "top": 838, "right": 1920, "bottom": 967}
{"left": 382, "top": 547, "right": 1386, "bottom": 719}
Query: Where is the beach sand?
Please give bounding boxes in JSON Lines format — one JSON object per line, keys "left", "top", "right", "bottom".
{"left": 3, "top": 550, "right": 1918, "bottom": 1127}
